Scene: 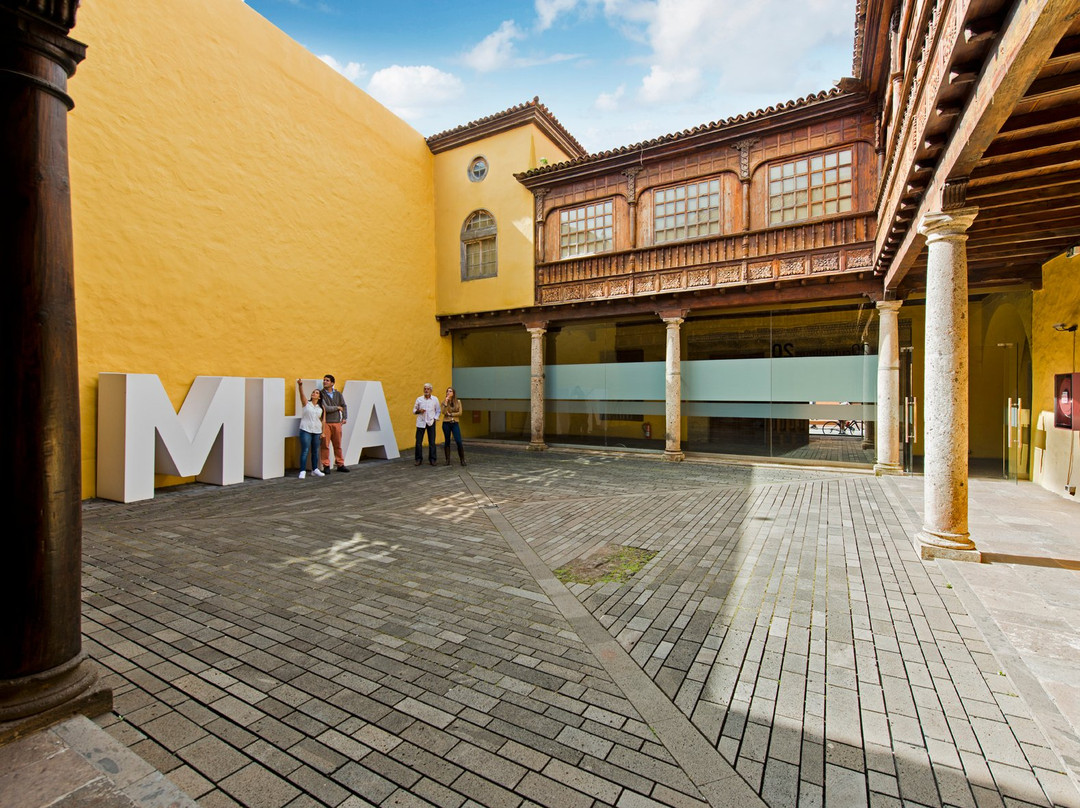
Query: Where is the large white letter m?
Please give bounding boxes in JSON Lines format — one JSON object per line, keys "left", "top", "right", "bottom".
{"left": 97, "top": 373, "right": 245, "bottom": 503}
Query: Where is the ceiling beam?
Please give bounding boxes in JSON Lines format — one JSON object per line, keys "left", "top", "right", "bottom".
{"left": 882, "top": 0, "right": 1078, "bottom": 291}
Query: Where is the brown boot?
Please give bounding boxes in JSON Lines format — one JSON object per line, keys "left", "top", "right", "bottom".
{"left": 458, "top": 446, "right": 467, "bottom": 466}
{"left": 443, "top": 444, "right": 451, "bottom": 465}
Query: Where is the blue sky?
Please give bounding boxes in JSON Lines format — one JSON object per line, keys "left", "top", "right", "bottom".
{"left": 243, "top": 0, "right": 858, "bottom": 154}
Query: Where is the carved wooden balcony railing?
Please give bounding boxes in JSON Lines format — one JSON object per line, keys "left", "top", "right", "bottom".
{"left": 536, "top": 212, "right": 876, "bottom": 305}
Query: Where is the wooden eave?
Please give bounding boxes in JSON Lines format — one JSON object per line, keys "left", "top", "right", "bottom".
{"left": 856, "top": 0, "right": 898, "bottom": 94}
{"left": 514, "top": 92, "right": 875, "bottom": 189}
{"left": 426, "top": 102, "right": 586, "bottom": 158}
{"left": 435, "top": 273, "right": 881, "bottom": 335}
{"left": 877, "top": 0, "right": 1080, "bottom": 294}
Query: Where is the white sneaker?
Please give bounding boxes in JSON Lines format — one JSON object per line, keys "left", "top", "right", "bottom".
{"left": 312, "top": 468, "right": 325, "bottom": 477}
{"left": 298, "top": 471, "right": 306, "bottom": 479}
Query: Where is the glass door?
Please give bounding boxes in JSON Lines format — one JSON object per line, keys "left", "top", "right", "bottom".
{"left": 900, "top": 346, "right": 916, "bottom": 473}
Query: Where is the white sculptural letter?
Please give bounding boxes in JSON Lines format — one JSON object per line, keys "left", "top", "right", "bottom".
{"left": 97, "top": 373, "right": 246, "bottom": 503}
{"left": 342, "top": 380, "right": 399, "bottom": 463}
{"left": 247, "top": 377, "right": 301, "bottom": 479}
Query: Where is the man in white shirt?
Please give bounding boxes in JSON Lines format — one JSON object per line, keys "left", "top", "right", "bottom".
{"left": 413, "top": 383, "right": 441, "bottom": 466}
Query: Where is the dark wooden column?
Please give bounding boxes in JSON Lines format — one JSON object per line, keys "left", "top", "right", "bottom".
{"left": 0, "top": 0, "right": 111, "bottom": 741}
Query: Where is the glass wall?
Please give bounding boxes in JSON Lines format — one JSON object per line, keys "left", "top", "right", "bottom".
{"left": 683, "top": 305, "right": 878, "bottom": 463}
{"left": 544, "top": 320, "right": 665, "bottom": 449}
{"left": 451, "top": 302, "right": 880, "bottom": 464}
{"left": 451, "top": 328, "right": 531, "bottom": 441}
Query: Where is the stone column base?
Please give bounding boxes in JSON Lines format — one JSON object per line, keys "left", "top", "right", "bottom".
{"left": 0, "top": 656, "right": 113, "bottom": 745}
{"left": 527, "top": 441, "right": 547, "bottom": 452}
{"left": 916, "top": 531, "right": 981, "bottom": 563}
{"left": 663, "top": 451, "right": 685, "bottom": 462}
{"left": 874, "top": 463, "right": 904, "bottom": 476}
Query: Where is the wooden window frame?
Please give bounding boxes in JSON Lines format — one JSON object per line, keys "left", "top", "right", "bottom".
{"left": 559, "top": 199, "right": 614, "bottom": 259}
{"left": 653, "top": 178, "right": 722, "bottom": 244}
{"left": 768, "top": 148, "right": 853, "bottom": 225}
{"left": 461, "top": 210, "right": 497, "bottom": 280}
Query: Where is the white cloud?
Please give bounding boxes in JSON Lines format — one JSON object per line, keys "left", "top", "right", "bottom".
{"left": 318, "top": 54, "right": 366, "bottom": 83}
{"left": 463, "top": 20, "right": 525, "bottom": 72}
{"left": 638, "top": 64, "right": 700, "bottom": 103}
{"left": 594, "top": 84, "right": 626, "bottom": 111}
{"left": 366, "top": 65, "right": 464, "bottom": 119}
{"left": 535, "top": 0, "right": 580, "bottom": 30}
{"left": 575, "top": 0, "right": 853, "bottom": 111}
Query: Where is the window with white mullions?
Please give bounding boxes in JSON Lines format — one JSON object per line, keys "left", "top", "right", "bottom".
{"left": 768, "top": 148, "right": 853, "bottom": 225}
{"left": 461, "top": 210, "right": 497, "bottom": 280}
{"left": 654, "top": 179, "right": 721, "bottom": 244}
{"left": 559, "top": 200, "right": 613, "bottom": 258}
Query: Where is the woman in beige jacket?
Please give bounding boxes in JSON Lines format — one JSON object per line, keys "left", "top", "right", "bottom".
{"left": 441, "top": 387, "right": 466, "bottom": 466}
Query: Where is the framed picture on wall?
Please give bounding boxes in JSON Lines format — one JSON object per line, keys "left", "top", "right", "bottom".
{"left": 1054, "top": 373, "right": 1077, "bottom": 430}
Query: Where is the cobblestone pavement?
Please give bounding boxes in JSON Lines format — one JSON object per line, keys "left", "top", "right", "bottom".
{"left": 80, "top": 447, "right": 1080, "bottom": 807}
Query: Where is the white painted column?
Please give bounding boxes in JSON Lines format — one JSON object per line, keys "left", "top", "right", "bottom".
{"left": 915, "top": 208, "right": 980, "bottom": 561}
{"left": 527, "top": 325, "right": 547, "bottom": 451}
{"left": 663, "top": 315, "right": 685, "bottom": 461}
{"left": 874, "top": 300, "right": 903, "bottom": 475}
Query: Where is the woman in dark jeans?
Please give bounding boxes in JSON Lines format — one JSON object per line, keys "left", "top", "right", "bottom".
{"left": 296, "top": 380, "right": 325, "bottom": 479}
{"left": 441, "top": 386, "right": 466, "bottom": 466}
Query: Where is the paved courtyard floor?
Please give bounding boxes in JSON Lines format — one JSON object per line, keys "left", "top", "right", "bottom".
{"left": 66, "top": 447, "right": 1080, "bottom": 807}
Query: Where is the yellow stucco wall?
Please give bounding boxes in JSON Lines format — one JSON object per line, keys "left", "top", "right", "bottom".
{"left": 434, "top": 128, "right": 572, "bottom": 315}
{"left": 1031, "top": 252, "right": 1080, "bottom": 497}
{"left": 68, "top": 0, "right": 446, "bottom": 497}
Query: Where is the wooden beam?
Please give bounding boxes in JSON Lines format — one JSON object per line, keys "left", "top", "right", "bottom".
{"left": 437, "top": 276, "right": 881, "bottom": 332}
{"left": 969, "top": 188, "right": 1080, "bottom": 212}
{"left": 967, "top": 241, "right": 1076, "bottom": 260}
{"left": 968, "top": 167, "right": 1080, "bottom": 197}
{"left": 1023, "top": 71, "right": 1080, "bottom": 99}
{"left": 980, "top": 125, "right": 1080, "bottom": 159}
{"left": 964, "top": 15, "right": 1001, "bottom": 44}
{"left": 968, "top": 225, "right": 1080, "bottom": 245}
{"left": 997, "top": 105, "right": 1080, "bottom": 134}
{"left": 882, "top": 0, "right": 1077, "bottom": 290}
{"left": 971, "top": 146, "right": 1080, "bottom": 180}
{"left": 962, "top": 197, "right": 1080, "bottom": 220}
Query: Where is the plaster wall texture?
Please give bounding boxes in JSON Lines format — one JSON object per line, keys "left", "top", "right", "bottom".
{"left": 433, "top": 127, "right": 572, "bottom": 315}
{"left": 1032, "top": 252, "right": 1080, "bottom": 498}
{"left": 66, "top": 0, "right": 446, "bottom": 496}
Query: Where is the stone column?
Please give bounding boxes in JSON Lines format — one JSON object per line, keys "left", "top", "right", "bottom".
{"left": 662, "top": 315, "right": 685, "bottom": 461}
{"left": 0, "top": 1, "right": 111, "bottom": 741}
{"left": 527, "top": 325, "right": 547, "bottom": 451}
{"left": 874, "top": 300, "right": 904, "bottom": 475}
{"left": 915, "top": 208, "right": 980, "bottom": 561}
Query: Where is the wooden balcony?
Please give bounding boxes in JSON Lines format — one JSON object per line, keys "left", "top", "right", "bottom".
{"left": 536, "top": 213, "right": 876, "bottom": 305}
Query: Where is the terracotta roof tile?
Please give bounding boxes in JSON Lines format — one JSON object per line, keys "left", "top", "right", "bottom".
{"left": 426, "top": 96, "right": 586, "bottom": 157}
{"left": 517, "top": 87, "right": 854, "bottom": 179}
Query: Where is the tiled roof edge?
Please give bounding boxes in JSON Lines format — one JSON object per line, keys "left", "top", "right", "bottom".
{"left": 426, "top": 97, "right": 586, "bottom": 158}
{"left": 515, "top": 87, "right": 861, "bottom": 180}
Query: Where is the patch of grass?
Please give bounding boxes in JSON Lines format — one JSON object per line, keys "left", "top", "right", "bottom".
{"left": 554, "top": 545, "right": 657, "bottom": 585}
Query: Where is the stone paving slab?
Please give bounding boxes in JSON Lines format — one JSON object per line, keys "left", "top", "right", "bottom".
{"left": 67, "top": 447, "right": 1080, "bottom": 807}
{"left": 0, "top": 714, "right": 198, "bottom": 808}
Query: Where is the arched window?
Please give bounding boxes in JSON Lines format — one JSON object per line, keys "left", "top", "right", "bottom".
{"left": 461, "top": 210, "right": 497, "bottom": 280}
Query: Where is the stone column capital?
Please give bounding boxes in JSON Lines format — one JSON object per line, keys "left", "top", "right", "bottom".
{"left": 917, "top": 207, "right": 978, "bottom": 242}
{"left": 876, "top": 299, "right": 903, "bottom": 314}
{"left": 526, "top": 326, "right": 546, "bottom": 337}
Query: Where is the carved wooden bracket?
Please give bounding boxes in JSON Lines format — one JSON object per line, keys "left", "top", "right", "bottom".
{"left": 942, "top": 178, "right": 969, "bottom": 210}
{"left": 622, "top": 167, "right": 642, "bottom": 204}
{"left": 730, "top": 138, "right": 758, "bottom": 181}
{"left": 533, "top": 187, "right": 548, "bottom": 223}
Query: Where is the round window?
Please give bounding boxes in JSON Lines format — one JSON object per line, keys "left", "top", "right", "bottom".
{"left": 468, "top": 156, "right": 488, "bottom": 182}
